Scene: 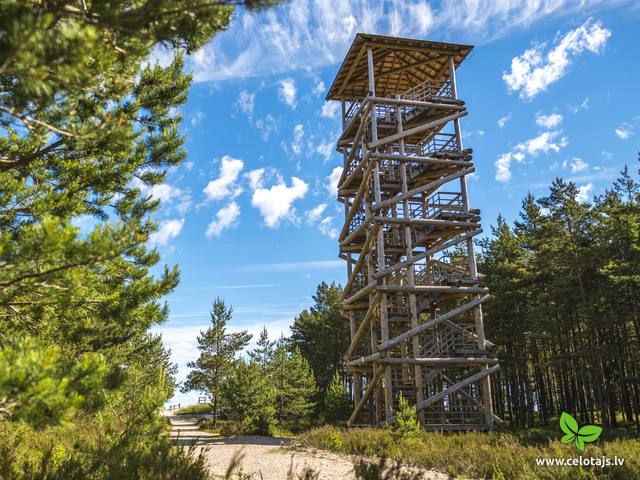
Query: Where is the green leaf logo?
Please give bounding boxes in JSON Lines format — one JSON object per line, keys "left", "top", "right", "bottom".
{"left": 559, "top": 412, "right": 603, "bottom": 451}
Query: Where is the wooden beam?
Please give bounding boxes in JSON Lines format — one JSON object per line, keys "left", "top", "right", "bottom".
{"left": 344, "top": 281, "right": 376, "bottom": 305}
{"left": 368, "top": 111, "right": 467, "bottom": 150}
{"left": 377, "top": 294, "right": 491, "bottom": 351}
{"left": 380, "top": 357, "right": 499, "bottom": 365}
{"left": 374, "top": 167, "right": 475, "bottom": 211}
{"left": 341, "top": 224, "right": 379, "bottom": 298}
{"left": 347, "top": 364, "right": 384, "bottom": 427}
{"left": 373, "top": 230, "right": 481, "bottom": 280}
{"left": 370, "top": 96, "right": 465, "bottom": 110}
{"left": 383, "top": 365, "right": 500, "bottom": 424}
{"left": 344, "top": 292, "right": 381, "bottom": 361}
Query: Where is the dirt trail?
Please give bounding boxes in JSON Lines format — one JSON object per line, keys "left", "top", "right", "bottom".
{"left": 168, "top": 414, "right": 449, "bottom": 480}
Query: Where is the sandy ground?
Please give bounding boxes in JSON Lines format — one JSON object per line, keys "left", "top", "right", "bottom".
{"left": 167, "top": 414, "right": 449, "bottom": 480}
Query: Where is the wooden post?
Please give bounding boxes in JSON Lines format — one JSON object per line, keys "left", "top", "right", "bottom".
{"left": 449, "top": 56, "right": 494, "bottom": 428}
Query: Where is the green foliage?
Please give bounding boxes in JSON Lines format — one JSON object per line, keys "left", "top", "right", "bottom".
{"left": 220, "top": 359, "right": 275, "bottom": 435}
{"left": 0, "top": 336, "right": 106, "bottom": 428}
{"left": 176, "top": 403, "right": 213, "bottom": 416}
{"left": 480, "top": 166, "right": 640, "bottom": 428}
{"left": 0, "top": 0, "right": 280, "bottom": 477}
{"left": 324, "top": 371, "right": 352, "bottom": 423}
{"left": 182, "top": 298, "right": 251, "bottom": 424}
{"left": 270, "top": 345, "right": 318, "bottom": 431}
{"left": 299, "top": 425, "right": 640, "bottom": 480}
{"left": 248, "top": 325, "right": 275, "bottom": 371}
{"left": 390, "top": 394, "right": 420, "bottom": 441}
{"left": 290, "top": 282, "right": 349, "bottom": 399}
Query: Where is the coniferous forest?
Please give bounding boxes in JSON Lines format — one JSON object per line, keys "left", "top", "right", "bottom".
{"left": 480, "top": 170, "right": 640, "bottom": 430}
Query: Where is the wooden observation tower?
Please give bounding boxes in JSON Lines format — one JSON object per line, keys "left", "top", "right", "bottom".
{"left": 327, "top": 34, "right": 501, "bottom": 430}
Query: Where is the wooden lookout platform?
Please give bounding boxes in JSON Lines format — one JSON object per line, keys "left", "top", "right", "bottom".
{"left": 328, "top": 33, "right": 501, "bottom": 430}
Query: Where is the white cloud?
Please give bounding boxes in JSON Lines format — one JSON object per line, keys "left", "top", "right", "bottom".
{"left": 503, "top": 19, "right": 611, "bottom": 99}
{"left": 535, "top": 113, "right": 563, "bottom": 129}
{"left": 246, "top": 168, "right": 265, "bottom": 190}
{"left": 495, "top": 131, "right": 568, "bottom": 183}
{"left": 318, "top": 216, "right": 338, "bottom": 239}
{"left": 326, "top": 166, "right": 343, "bottom": 196}
{"left": 307, "top": 204, "right": 327, "bottom": 222}
{"left": 576, "top": 183, "right": 594, "bottom": 203}
{"left": 150, "top": 218, "right": 184, "bottom": 246}
{"left": 313, "top": 80, "right": 326, "bottom": 96}
{"left": 497, "top": 113, "right": 512, "bottom": 128}
{"left": 255, "top": 114, "right": 277, "bottom": 141}
{"left": 570, "top": 97, "right": 590, "bottom": 113}
{"left": 237, "top": 90, "right": 255, "bottom": 117}
{"left": 519, "top": 130, "right": 569, "bottom": 156}
{"left": 321, "top": 102, "right": 340, "bottom": 119}
{"left": 615, "top": 123, "right": 633, "bottom": 139}
{"left": 251, "top": 177, "right": 308, "bottom": 227}
{"left": 134, "top": 179, "right": 192, "bottom": 214}
{"left": 206, "top": 202, "right": 240, "bottom": 238}
{"left": 569, "top": 157, "right": 589, "bottom": 173}
{"left": 238, "top": 259, "right": 343, "bottom": 272}
{"left": 315, "top": 141, "right": 334, "bottom": 162}
{"left": 291, "top": 124, "right": 304, "bottom": 155}
{"left": 203, "top": 156, "right": 244, "bottom": 201}
{"left": 278, "top": 78, "right": 297, "bottom": 109}
{"left": 305, "top": 204, "right": 338, "bottom": 239}
{"left": 190, "top": 110, "right": 205, "bottom": 126}
{"left": 185, "top": 1, "right": 630, "bottom": 83}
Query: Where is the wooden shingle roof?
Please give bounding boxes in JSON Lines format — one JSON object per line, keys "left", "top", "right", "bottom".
{"left": 326, "top": 33, "right": 473, "bottom": 101}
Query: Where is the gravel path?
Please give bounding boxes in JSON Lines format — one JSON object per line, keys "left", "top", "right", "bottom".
{"left": 168, "top": 414, "right": 449, "bottom": 480}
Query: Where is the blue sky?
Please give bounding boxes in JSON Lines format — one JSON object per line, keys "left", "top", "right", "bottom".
{"left": 147, "top": 0, "right": 640, "bottom": 405}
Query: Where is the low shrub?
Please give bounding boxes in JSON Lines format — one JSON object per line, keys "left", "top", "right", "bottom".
{"left": 298, "top": 425, "right": 640, "bottom": 479}
{"left": 175, "top": 403, "right": 213, "bottom": 416}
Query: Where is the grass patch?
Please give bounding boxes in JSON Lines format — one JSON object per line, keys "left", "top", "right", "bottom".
{"left": 298, "top": 425, "right": 640, "bottom": 479}
{"left": 174, "top": 403, "right": 212, "bottom": 416}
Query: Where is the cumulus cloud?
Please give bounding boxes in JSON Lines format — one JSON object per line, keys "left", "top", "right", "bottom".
{"left": 318, "top": 216, "right": 338, "bottom": 239}
{"left": 150, "top": 218, "right": 184, "bottom": 246}
{"left": 326, "top": 166, "right": 343, "bottom": 196}
{"left": 278, "top": 78, "right": 297, "bottom": 108}
{"left": 206, "top": 202, "right": 240, "bottom": 238}
{"left": 307, "top": 204, "right": 327, "bottom": 222}
{"left": 503, "top": 19, "right": 611, "bottom": 99}
{"left": 495, "top": 130, "right": 568, "bottom": 183}
{"left": 497, "top": 113, "right": 512, "bottom": 128}
{"left": 251, "top": 177, "right": 308, "bottom": 227}
{"left": 134, "top": 179, "right": 192, "bottom": 214}
{"left": 576, "top": 183, "right": 594, "bottom": 203}
{"left": 305, "top": 204, "right": 338, "bottom": 239}
{"left": 615, "top": 123, "right": 633, "bottom": 139}
{"left": 203, "top": 156, "right": 244, "bottom": 201}
{"left": 535, "top": 113, "right": 563, "bottom": 129}
{"left": 568, "top": 157, "right": 589, "bottom": 173}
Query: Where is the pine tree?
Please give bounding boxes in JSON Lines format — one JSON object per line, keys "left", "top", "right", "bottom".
{"left": 249, "top": 326, "right": 275, "bottom": 371}
{"left": 324, "top": 371, "right": 352, "bottom": 423}
{"left": 270, "top": 344, "right": 318, "bottom": 431}
{"left": 290, "top": 282, "right": 349, "bottom": 394}
{"left": 182, "top": 298, "right": 251, "bottom": 424}
{"left": 220, "top": 359, "right": 275, "bottom": 435}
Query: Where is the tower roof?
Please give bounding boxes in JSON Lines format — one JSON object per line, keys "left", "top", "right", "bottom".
{"left": 326, "top": 33, "right": 473, "bottom": 101}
